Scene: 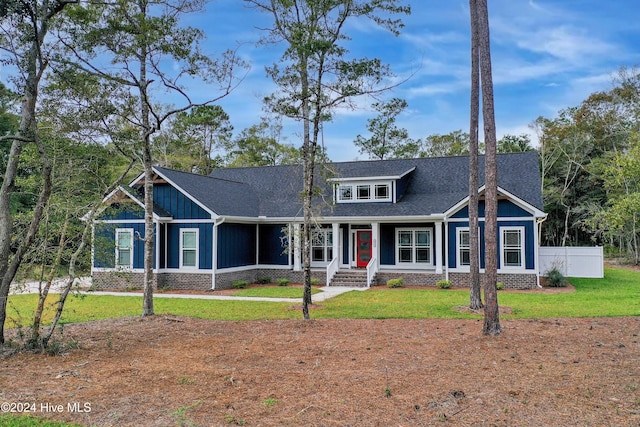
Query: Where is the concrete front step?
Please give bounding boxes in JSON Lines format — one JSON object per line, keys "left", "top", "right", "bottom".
{"left": 329, "top": 270, "right": 372, "bottom": 287}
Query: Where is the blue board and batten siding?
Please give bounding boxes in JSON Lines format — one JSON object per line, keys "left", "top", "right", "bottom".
{"left": 451, "top": 199, "right": 531, "bottom": 219}
{"left": 448, "top": 199, "right": 537, "bottom": 270}
{"left": 154, "top": 184, "right": 210, "bottom": 219}
{"left": 93, "top": 222, "right": 148, "bottom": 269}
{"left": 258, "top": 224, "right": 289, "bottom": 265}
{"left": 95, "top": 183, "right": 214, "bottom": 271}
{"left": 217, "top": 223, "right": 257, "bottom": 269}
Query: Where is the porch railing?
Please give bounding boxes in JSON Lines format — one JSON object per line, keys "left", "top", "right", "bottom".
{"left": 326, "top": 256, "right": 340, "bottom": 286}
{"left": 366, "top": 256, "right": 378, "bottom": 288}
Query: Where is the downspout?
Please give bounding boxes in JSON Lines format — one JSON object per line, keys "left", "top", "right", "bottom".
{"left": 444, "top": 219, "right": 450, "bottom": 282}
{"left": 211, "top": 217, "right": 226, "bottom": 290}
{"left": 535, "top": 215, "right": 548, "bottom": 288}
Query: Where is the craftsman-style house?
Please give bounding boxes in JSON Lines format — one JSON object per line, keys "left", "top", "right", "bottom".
{"left": 92, "top": 152, "right": 546, "bottom": 290}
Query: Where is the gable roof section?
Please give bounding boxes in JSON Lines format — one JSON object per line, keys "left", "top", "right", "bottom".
{"left": 93, "top": 185, "right": 173, "bottom": 221}
{"left": 207, "top": 151, "right": 543, "bottom": 219}
{"left": 153, "top": 166, "right": 260, "bottom": 217}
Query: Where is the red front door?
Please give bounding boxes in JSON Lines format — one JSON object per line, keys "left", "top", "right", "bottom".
{"left": 356, "top": 230, "right": 372, "bottom": 267}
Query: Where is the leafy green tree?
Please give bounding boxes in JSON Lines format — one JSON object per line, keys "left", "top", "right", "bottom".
{"left": 422, "top": 130, "right": 473, "bottom": 157}
{"left": 354, "top": 98, "right": 420, "bottom": 159}
{"left": 156, "top": 105, "right": 233, "bottom": 174}
{"left": 497, "top": 134, "right": 533, "bottom": 153}
{"left": 58, "top": 0, "right": 245, "bottom": 316}
{"left": 535, "top": 68, "right": 640, "bottom": 249}
{"left": 247, "top": 0, "right": 410, "bottom": 319}
{"left": 0, "top": 83, "right": 19, "bottom": 172}
{"left": 227, "top": 118, "right": 301, "bottom": 167}
{"left": 21, "top": 131, "right": 129, "bottom": 347}
{"left": 0, "top": 0, "right": 72, "bottom": 345}
{"left": 588, "top": 132, "right": 640, "bottom": 263}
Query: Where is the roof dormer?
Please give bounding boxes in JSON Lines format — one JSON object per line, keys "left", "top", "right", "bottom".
{"left": 329, "top": 166, "right": 415, "bottom": 204}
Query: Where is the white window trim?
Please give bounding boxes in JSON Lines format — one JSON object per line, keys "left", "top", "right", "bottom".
{"left": 338, "top": 184, "right": 353, "bottom": 201}
{"left": 356, "top": 184, "right": 371, "bottom": 200}
{"left": 374, "top": 184, "right": 390, "bottom": 200}
{"left": 115, "top": 228, "right": 134, "bottom": 269}
{"left": 457, "top": 227, "right": 471, "bottom": 268}
{"left": 180, "top": 228, "right": 199, "bottom": 269}
{"left": 456, "top": 226, "right": 483, "bottom": 270}
{"left": 311, "top": 228, "right": 333, "bottom": 266}
{"left": 335, "top": 181, "right": 392, "bottom": 203}
{"left": 500, "top": 226, "right": 525, "bottom": 270}
{"left": 395, "top": 227, "right": 433, "bottom": 267}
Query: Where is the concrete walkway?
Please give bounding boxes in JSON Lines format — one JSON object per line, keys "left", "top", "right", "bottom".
{"left": 90, "top": 285, "right": 366, "bottom": 302}
{"left": 10, "top": 278, "right": 366, "bottom": 302}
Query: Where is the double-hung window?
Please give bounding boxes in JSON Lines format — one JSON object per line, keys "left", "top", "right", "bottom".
{"left": 180, "top": 229, "right": 198, "bottom": 268}
{"left": 501, "top": 227, "right": 524, "bottom": 268}
{"left": 115, "top": 229, "right": 133, "bottom": 268}
{"left": 458, "top": 228, "right": 471, "bottom": 267}
{"left": 397, "top": 228, "right": 432, "bottom": 265}
{"left": 311, "top": 229, "right": 333, "bottom": 263}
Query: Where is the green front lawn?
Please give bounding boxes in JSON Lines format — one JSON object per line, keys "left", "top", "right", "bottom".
{"left": 5, "top": 267, "right": 639, "bottom": 327}
{"left": 232, "top": 286, "right": 322, "bottom": 298}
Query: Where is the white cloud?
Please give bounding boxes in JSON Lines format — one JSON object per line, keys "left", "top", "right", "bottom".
{"left": 515, "top": 26, "right": 616, "bottom": 61}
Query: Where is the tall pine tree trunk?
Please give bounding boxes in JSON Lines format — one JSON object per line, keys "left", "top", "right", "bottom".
{"left": 476, "top": 0, "right": 501, "bottom": 335}
{"left": 301, "top": 57, "right": 313, "bottom": 320}
{"left": 468, "top": 0, "right": 483, "bottom": 310}
{"left": 139, "top": 1, "right": 155, "bottom": 317}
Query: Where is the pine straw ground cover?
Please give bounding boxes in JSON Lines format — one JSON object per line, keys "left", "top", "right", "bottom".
{"left": 1, "top": 315, "right": 639, "bottom": 426}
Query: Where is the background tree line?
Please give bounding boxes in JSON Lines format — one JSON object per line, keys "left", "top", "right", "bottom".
{"left": 3, "top": 57, "right": 640, "bottom": 286}
{"left": 1, "top": 1, "right": 638, "bottom": 346}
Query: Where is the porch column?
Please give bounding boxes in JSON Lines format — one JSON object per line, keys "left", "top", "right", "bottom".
{"left": 435, "top": 221, "right": 443, "bottom": 274}
{"left": 154, "top": 220, "right": 160, "bottom": 273}
{"left": 293, "top": 223, "right": 301, "bottom": 271}
{"left": 371, "top": 222, "right": 379, "bottom": 266}
{"left": 332, "top": 223, "right": 340, "bottom": 262}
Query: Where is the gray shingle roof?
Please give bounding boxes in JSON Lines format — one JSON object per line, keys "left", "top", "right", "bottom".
{"left": 197, "top": 151, "right": 543, "bottom": 218}
{"left": 154, "top": 166, "right": 260, "bottom": 217}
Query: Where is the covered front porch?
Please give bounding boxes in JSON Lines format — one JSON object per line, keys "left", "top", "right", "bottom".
{"left": 293, "top": 220, "right": 446, "bottom": 287}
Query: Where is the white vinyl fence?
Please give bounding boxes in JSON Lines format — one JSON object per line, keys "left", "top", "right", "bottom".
{"left": 539, "top": 246, "right": 604, "bottom": 278}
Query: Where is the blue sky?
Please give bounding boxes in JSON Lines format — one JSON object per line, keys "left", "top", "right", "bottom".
{"left": 187, "top": 0, "right": 639, "bottom": 161}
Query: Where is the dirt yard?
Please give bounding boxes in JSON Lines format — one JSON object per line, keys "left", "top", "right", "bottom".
{"left": 1, "top": 315, "right": 639, "bottom": 427}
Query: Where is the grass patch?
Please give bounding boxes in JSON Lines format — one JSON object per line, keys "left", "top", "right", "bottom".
{"left": 233, "top": 286, "right": 322, "bottom": 298}
{"left": 0, "top": 414, "right": 82, "bottom": 427}
{"left": 497, "top": 267, "right": 640, "bottom": 319}
{"left": 5, "top": 294, "right": 298, "bottom": 327}
{"left": 320, "top": 287, "right": 476, "bottom": 319}
{"left": 5, "top": 268, "right": 639, "bottom": 326}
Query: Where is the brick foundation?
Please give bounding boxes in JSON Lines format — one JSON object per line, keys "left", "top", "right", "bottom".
{"left": 449, "top": 272, "right": 538, "bottom": 289}
{"left": 375, "top": 272, "right": 446, "bottom": 287}
{"left": 92, "top": 268, "right": 328, "bottom": 291}
{"left": 93, "top": 269, "right": 538, "bottom": 291}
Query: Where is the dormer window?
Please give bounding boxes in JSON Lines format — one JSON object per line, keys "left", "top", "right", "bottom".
{"left": 357, "top": 185, "right": 370, "bottom": 200}
{"left": 335, "top": 181, "right": 392, "bottom": 203}
{"left": 375, "top": 184, "right": 389, "bottom": 200}
{"left": 331, "top": 166, "right": 414, "bottom": 204}
{"left": 339, "top": 185, "right": 353, "bottom": 201}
